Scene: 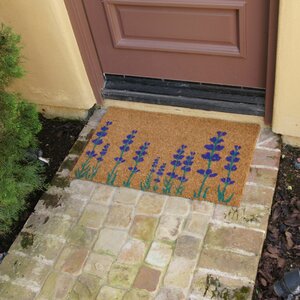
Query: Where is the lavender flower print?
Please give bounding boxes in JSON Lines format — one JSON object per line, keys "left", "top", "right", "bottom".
{"left": 123, "top": 142, "right": 150, "bottom": 187}
{"left": 163, "top": 145, "right": 187, "bottom": 194}
{"left": 140, "top": 157, "right": 160, "bottom": 191}
{"left": 194, "top": 131, "right": 226, "bottom": 199}
{"left": 217, "top": 145, "right": 241, "bottom": 203}
{"left": 175, "top": 151, "right": 195, "bottom": 196}
{"left": 88, "top": 143, "right": 110, "bottom": 180}
{"left": 106, "top": 130, "right": 137, "bottom": 185}
{"left": 153, "top": 162, "right": 167, "bottom": 192}
{"left": 75, "top": 121, "right": 112, "bottom": 179}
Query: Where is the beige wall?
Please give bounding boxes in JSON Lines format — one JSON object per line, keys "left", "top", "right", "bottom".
{"left": 0, "top": 0, "right": 96, "bottom": 118}
{"left": 273, "top": 0, "right": 300, "bottom": 140}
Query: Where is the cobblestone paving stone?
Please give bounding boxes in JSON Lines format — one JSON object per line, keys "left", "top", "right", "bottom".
{"left": 0, "top": 108, "right": 280, "bottom": 299}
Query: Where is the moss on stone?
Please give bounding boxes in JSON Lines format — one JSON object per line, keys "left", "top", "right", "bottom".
{"left": 69, "top": 140, "right": 87, "bottom": 155}
{"left": 233, "top": 286, "right": 251, "bottom": 300}
{"left": 20, "top": 232, "right": 34, "bottom": 249}
{"left": 42, "top": 193, "right": 62, "bottom": 208}
{"left": 59, "top": 157, "right": 78, "bottom": 171}
{"left": 51, "top": 176, "right": 70, "bottom": 188}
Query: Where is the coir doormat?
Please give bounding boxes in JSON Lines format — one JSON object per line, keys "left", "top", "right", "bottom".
{"left": 71, "top": 107, "right": 260, "bottom": 206}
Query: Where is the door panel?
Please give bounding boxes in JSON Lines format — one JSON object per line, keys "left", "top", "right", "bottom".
{"left": 84, "top": 0, "right": 269, "bottom": 88}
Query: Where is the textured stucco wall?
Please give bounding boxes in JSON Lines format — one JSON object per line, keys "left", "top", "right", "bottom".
{"left": 273, "top": 0, "right": 300, "bottom": 140}
{"left": 0, "top": 0, "right": 96, "bottom": 118}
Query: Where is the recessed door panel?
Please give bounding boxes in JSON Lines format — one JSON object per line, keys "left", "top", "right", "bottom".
{"left": 84, "top": 0, "right": 269, "bottom": 88}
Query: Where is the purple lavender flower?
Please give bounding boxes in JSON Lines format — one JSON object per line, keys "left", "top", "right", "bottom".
{"left": 140, "top": 157, "right": 160, "bottom": 191}
{"left": 194, "top": 131, "right": 227, "bottom": 199}
{"left": 197, "top": 168, "right": 217, "bottom": 177}
{"left": 123, "top": 141, "right": 150, "bottom": 187}
{"left": 175, "top": 151, "right": 195, "bottom": 195}
{"left": 97, "top": 143, "right": 110, "bottom": 162}
{"left": 86, "top": 150, "right": 97, "bottom": 158}
{"left": 218, "top": 145, "right": 241, "bottom": 204}
{"left": 151, "top": 157, "right": 160, "bottom": 173}
{"left": 75, "top": 121, "right": 112, "bottom": 180}
{"left": 92, "top": 121, "right": 112, "bottom": 145}
{"left": 163, "top": 145, "right": 187, "bottom": 194}
{"left": 154, "top": 163, "right": 166, "bottom": 183}
{"left": 153, "top": 162, "right": 167, "bottom": 192}
{"left": 88, "top": 143, "right": 111, "bottom": 179}
{"left": 128, "top": 166, "right": 140, "bottom": 174}
{"left": 166, "top": 171, "right": 178, "bottom": 179}
{"left": 106, "top": 129, "right": 138, "bottom": 185}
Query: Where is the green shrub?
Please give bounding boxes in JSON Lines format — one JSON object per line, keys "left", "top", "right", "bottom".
{"left": 0, "top": 24, "right": 43, "bottom": 234}
{"left": 0, "top": 24, "right": 24, "bottom": 88}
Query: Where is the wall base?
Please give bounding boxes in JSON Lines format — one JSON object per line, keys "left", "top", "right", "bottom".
{"left": 38, "top": 104, "right": 93, "bottom": 120}
{"left": 282, "top": 135, "right": 300, "bottom": 147}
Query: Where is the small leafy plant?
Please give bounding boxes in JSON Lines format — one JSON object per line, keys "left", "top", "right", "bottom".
{"left": 0, "top": 24, "right": 43, "bottom": 234}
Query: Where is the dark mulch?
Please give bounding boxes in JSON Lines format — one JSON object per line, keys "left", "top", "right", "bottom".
{"left": 253, "top": 144, "right": 300, "bottom": 299}
{"left": 0, "top": 115, "right": 85, "bottom": 253}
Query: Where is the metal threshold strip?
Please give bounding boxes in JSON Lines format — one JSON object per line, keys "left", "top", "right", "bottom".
{"left": 102, "top": 75, "right": 265, "bottom": 116}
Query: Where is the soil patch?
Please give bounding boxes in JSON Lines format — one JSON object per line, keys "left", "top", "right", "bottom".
{"left": 253, "top": 144, "right": 300, "bottom": 299}
{"left": 0, "top": 115, "right": 85, "bottom": 253}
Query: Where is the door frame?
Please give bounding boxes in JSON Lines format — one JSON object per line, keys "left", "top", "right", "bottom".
{"left": 64, "top": 0, "right": 279, "bottom": 124}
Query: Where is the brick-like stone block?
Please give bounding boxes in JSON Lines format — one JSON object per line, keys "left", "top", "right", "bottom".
{"left": 198, "top": 248, "right": 259, "bottom": 281}
{"left": 108, "top": 263, "right": 139, "bottom": 288}
{"left": 145, "top": 241, "right": 173, "bottom": 268}
{"left": 241, "top": 184, "right": 275, "bottom": 207}
{"left": 94, "top": 228, "right": 128, "bottom": 256}
{"left": 96, "top": 286, "right": 126, "bottom": 300}
{"left": 10, "top": 233, "right": 64, "bottom": 263}
{"left": 191, "top": 200, "right": 215, "bottom": 216}
{"left": 213, "top": 204, "right": 270, "bottom": 231}
{"left": 247, "top": 167, "right": 278, "bottom": 188}
{"left": 0, "top": 253, "right": 50, "bottom": 287}
{"left": 0, "top": 281, "right": 37, "bottom": 300}
{"left": 42, "top": 192, "right": 87, "bottom": 219}
{"left": 156, "top": 287, "right": 185, "bottom": 300}
{"left": 36, "top": 272, "right": 74, "bottom": 300}
{"left": 68, "top": 273, "right": 102, "bottom": 299}
{"left": 184, "top": 213, "right": 210, "bottom": 237}
{"left": 67, "top": 224, "right": 98, "bottom": 248}
{"left": 163, "top": 197, "right": 190, "bottom": 216}
{"left": 69, "top": 179, "right": 97, "bottom": 198}
{"left": 88, "top": 109, "right": 106, "bottom": 128}
{"left": 105, "top": 204, "right": 133, "bottom": 229}
{"left": 156, "top": 215, "right": 184, "bottom": 241}
{"left": 252, "top": 149, "right": 281, "bottom": 168}
{"left": 130, "top": 215, "right": 158, "bottom": 241}
{"left": 257, "top": 128, "right": 280, "bottom": 149}
{"left": 204, "top": 224, "right": 264, "bottom": 255}
{"left": 190, "top": 270, "right": 253, "bottom": 300}
{"left": 164, "top": 257, "right": 196, "bottom": 289}
{"left": 113, "top": 187, "right": 140, "bottom": 205}
{"left": 24, "top": 213, "right": 73, "bottom": 238}
{"left": 117, "top": 239, "right": 147, "bottom": 265}
{"left": 123, "top": 289, "right": 152, "bottom": 300}
{"left": 174, "top": 235, "right": 201, "bottom": 260}
{"left": 90, "top": 184, "right": 116, "bottom": 205}
{"left": 136, "top": 193, "right": 166, "bottom": 215}
{"left": 79, "top": 203, "right": 108, "bottom": 229}
{"left": 83, "top": 253, "right": 114, "bottom": 280}
{"left": 133, "top": 266, "right": 161, "bottom": 292}
{"left": 55, "top": 245, "right": 89, "bottom": 276}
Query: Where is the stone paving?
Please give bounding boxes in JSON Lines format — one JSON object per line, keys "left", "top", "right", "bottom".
{"left": 0, "top": 108, "right": 281, "bottom": 300}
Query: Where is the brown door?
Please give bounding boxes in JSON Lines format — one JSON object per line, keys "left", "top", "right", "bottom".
{"left": 83, "top": 0, "right": 269, "bottom": 89}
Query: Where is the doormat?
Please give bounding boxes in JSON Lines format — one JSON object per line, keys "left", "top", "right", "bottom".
{"left": 71, "top": 107, "right": 260, "bottom": 206}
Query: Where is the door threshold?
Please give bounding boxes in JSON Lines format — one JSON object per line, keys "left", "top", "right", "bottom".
{"left": 102, "top": 75, "right": 265, "bottom": 116}
{"left": 104, "top": 99, "right": 265, "bottom": 127}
